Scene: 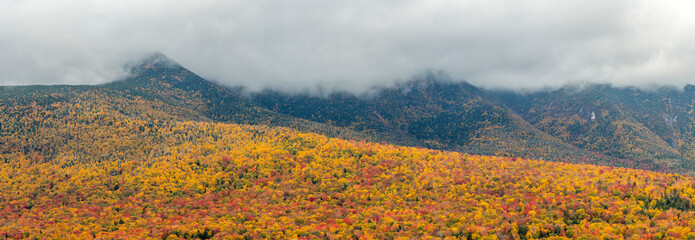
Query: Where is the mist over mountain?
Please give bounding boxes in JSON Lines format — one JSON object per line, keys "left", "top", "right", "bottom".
{"left": 108, "top": 55, "right": 695, "bottom": 174}
{"left": 4, "top": 52, "right": 695, "bottom": 174}
{"left": 6, "top": 62, "right": 695, "bottom": 238}
{"left": 3, "top": 0, "right": 695, "bottom": 93}
{"left": 246, "top": 69, "right": 695, "bottom": 173}
{"left": 6, "top": 1, "right": 695, "bottom": 238}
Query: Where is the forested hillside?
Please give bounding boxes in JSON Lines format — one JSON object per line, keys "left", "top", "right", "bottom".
{"left": 250, "top": 76, "right": 670, "bottom": 172}
{"left": 98, "top": 54, "right": 398, "bottom": 145}
{"left": 2, "top": 92, "right": 695, "bottom": 239}
{"left": 495, "top": 85, "right": 695, "bottom": 174}
{"left": 5, "top": 54, "right": 683, "bottom": 174}
{"left": 3, "top": 0, "right": 695, "bottom": 238}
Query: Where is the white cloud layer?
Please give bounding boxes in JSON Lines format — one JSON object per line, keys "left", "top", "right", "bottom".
{"left": 1, "top": 0, "right": 694, "bottom": 92}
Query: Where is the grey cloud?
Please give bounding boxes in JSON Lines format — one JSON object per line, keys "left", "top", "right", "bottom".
{"left": 1, "top": 0, "right": 694, "bottom": 92}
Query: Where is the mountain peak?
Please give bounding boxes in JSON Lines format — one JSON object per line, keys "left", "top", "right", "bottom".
{"left": 106, "top": 52, "right": 211, "bottom": 91}
{"left": 125, "top": 52, "right": 181, "bottom": 73}
{"left": 142, "top": 52, "right": 178, "bottom": 65}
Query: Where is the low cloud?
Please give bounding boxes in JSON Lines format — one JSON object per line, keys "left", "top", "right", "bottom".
{"left": 1, "top": 0, "right": 694, "bottom": 92}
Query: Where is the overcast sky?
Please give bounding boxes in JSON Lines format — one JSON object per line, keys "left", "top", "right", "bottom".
{"left": 1, "top": 0, "right": 694, "bottom": 92}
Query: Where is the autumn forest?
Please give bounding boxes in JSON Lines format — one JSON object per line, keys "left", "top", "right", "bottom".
{"left": 3, "top": 58, "right": 695, "bottom": 239}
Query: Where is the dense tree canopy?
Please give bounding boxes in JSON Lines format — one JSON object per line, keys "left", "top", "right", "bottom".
{"left": 1, "top": 93, "right": 695, "bottom": 239}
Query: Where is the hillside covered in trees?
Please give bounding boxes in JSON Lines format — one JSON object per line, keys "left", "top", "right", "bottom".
{"left": 249, "top": 76, "right": 684, "bottom": 173}
{"left": 2, "top": 91, "right": 695, "bottom": 239}
{"left": 3, "top": 54, "right": 695, "bottom": 238}
{"left": 494, "top": 85, "right": 695, "bottom": 174}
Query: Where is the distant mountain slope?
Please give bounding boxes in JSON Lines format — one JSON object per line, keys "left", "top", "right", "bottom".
{"left": 250, "top": 74, "right": 637, "bottom": 170}
{"left": 100, "top": 54, "right": 404, "bottom": 144}
{"left": 3, "top": 54, "right": 691, "bottom": 173}
{"left": 0, "top": 85, "right": 201, "bottom": 162}
{"left": 494, "top": 85, "right": 695, "bottom": 173}
{"left": 0, "top": 54, "right": 401, "bottom": 161}
{"left": 103, "top": 53, "right": 272, "bottom": 124}
{"left": 4, "top": 90, "right": 695, "bottom": 239}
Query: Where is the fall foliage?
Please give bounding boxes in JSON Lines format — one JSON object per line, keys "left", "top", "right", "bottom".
{"left": 2, "top": 92, "right": 695, "bottom": 239}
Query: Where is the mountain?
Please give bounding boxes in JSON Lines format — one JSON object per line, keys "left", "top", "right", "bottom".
{"left": 107, "top": 53, "right": 417, "bottom": 143}
{"left": 249, "top": 73, "right": 641, "bottom": 170}
{"left": 103, "top": 53, "right": 271, "bottom": 124}
{"left": 6, "top": 54, "right": 695, "bottom": 238}
{"left": 494, "top": 84, "right": 695, "bottom": 173}
{"left": 4, "top": 95, "right": 695, "bottom": 239}
{"left": 0, "top": 54, "right": 390, "bottom": 162}
{"left": 3, "top": 53, "right": 693, "bottom": 175}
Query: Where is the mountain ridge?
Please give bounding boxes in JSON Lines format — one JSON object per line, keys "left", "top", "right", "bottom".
{"left": 2, "top": 53, "right": 693, "bottom": 173}
{"left": 0, "top": 55, "right": 418, "bottom": 161}
{"left": 248, "top": 75, "right": 650, "bottom": 171}
{"left": 492, "top": 84, "right": 695, "bottom": 172}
